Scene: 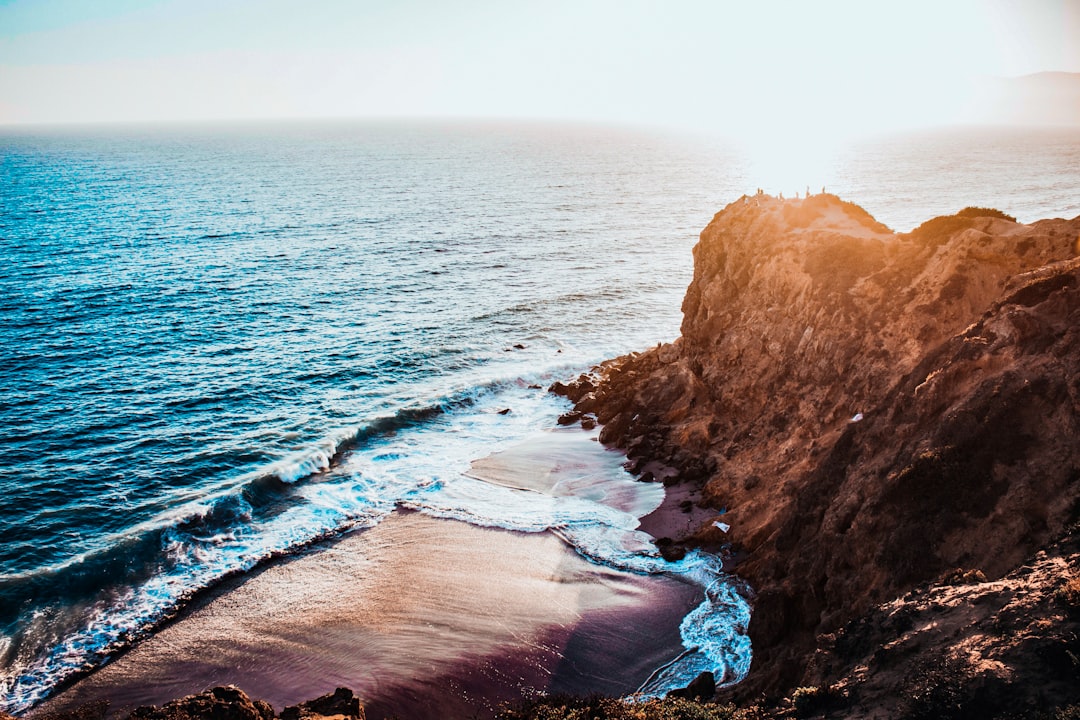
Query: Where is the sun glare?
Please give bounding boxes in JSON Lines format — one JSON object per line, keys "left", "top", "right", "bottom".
{"left": 741, "top": 133, "right": 842, "bottom": 200}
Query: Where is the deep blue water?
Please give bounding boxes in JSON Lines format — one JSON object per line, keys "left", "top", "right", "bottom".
{"left": 1, "top": 120, "right": 1078, "bottom": 712}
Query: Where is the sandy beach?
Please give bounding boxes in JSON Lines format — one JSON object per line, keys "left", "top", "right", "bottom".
{"left": 36, "top": 431, "right": 702, "bottom": 720}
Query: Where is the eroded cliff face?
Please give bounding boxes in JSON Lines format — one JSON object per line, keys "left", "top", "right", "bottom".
{"left": 557, "top": 193, "right": 1080, "bottom": 699}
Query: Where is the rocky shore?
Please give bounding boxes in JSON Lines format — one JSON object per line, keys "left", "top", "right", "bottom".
{"left": 553, "top": 193, "right": 1080, "bottom": 716}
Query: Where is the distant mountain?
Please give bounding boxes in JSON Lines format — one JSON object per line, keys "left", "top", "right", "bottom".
{"left": 971, "top": 71, "right": 1080, "bottom": 126}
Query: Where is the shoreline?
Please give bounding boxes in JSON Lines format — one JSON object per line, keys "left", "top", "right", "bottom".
{"left": 32, "top": 428, "right": 707, "bottom": 720}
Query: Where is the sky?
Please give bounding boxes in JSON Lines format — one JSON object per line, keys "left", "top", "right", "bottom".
{"left": 1, "top": 0, "right": 1078, "bottom": 135}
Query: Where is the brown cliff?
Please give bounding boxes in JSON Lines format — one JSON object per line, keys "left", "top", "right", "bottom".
{"left": 555, "top": 193, "right": 1080, "bottom": 702}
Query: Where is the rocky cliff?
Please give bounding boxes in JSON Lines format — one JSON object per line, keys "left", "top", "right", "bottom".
{"left": 554, "top": 193, "right": 1080, "bottom": 703}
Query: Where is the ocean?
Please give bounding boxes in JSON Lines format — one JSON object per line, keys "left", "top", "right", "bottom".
{"left": 1, "top": 120, "right": 1078, "bottom": 713}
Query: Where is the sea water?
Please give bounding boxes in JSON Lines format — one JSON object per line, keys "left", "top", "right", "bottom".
{"left": 2, "top": 120, "right": 1078, "bottom": 712}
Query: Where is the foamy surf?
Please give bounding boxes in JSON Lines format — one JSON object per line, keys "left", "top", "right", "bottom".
{"left": 402, "top": 425, "right": 752, "bottom": 697}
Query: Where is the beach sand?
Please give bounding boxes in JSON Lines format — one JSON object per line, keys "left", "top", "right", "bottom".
{"left": 37, "top": 431, "right": 701, "bottom": 720}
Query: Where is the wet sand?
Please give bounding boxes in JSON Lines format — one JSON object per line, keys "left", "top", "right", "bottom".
{"left": 38, "top": 431, "right": 701, "bottom": 720}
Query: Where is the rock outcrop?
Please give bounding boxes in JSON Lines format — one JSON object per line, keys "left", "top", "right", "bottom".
{"left": 21, "top": 687, "right": 365, "bottom": 720}
{"left": 555, "top": 193, "right": 1080, "bottom": 702}
{"left": 126, "top": 687, "right": 276, "bottom": 720}
{"left": 793, "top": 528, "right": 1080, "bottom": 719}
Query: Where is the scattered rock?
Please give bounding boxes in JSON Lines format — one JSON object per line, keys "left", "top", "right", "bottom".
{"left": 548, "top": 375, "right": 596, "bottom": 403}
{"left": 281, "top": 688, "right": 363, "bottom": 720}
{"left": 497, "top": 408, "right": 511, "bottom": 415}
{"left": 654, "top": 537, "right": 686, "bottom": 562}
{"left": 127, "top": 686, "right": 274, "bottom": 720}
{"left": 556, "top": 410, "right": 581, "bottom": 426}
{"left": 940, "top": 567, "right": 988, "bottom": 585}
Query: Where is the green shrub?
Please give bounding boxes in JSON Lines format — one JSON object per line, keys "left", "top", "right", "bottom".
{"left": 956, "top": 207, "right": 1017, "bottom": 222}
{"left": 908, "top": 215, "right": 977, "bottom": 246}
{"left": 791, "top": 685, "right": 843, "bottom": 718}
{"left": 1055, "top": 576, "right": 1080, "bottom": 613}
{"left": 941, "top": 567, "right": 988, "bottom": 585}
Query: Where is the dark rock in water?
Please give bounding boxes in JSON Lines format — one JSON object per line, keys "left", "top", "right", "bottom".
{"left": 528, "top": 384, "right": 542, "bottom": 390}
{"left": 580, "top": 415, "right": 597, "bottom": 430}
{"left": 575, "top": 392, "right": 600, "bottom": 414}
{"left": 661, "top": 546, "right": 685, "bottom": 561}
{"left": 654, "top": 537, "right": 686, "bottom": 562}
{"left": 667, "top": 671, "right": 716, "bottom": 701}
{"left": 281, "top": 688, "right": 363, "bottom": 720}
{"left": 557, "top": 410, "right": 582, "bottom": 426}
{"left": 497, "top": 408, "right": 511, "bottom": 415}
{"left": 549, "top": 380, "right": 572, "bottom": 396}
{"left": 548, "top": 375, "right": 596, "bottom": 403}
{"left": 513, "top": 343, "right": 526, "bottom": 350}
{"left": 127, "top": 687, "right": 274, "bottom": 720}
{"left": 638, "top": 471, "right": 656, "bottom": 483}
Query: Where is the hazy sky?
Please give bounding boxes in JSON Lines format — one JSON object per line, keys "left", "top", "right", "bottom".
{"left": 1, "top": 0, "right": 1078, "bottom": 133}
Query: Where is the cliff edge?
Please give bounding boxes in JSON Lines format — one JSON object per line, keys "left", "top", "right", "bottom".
{"left": 555, "top": 193, "right": 1080, "bottom": 707}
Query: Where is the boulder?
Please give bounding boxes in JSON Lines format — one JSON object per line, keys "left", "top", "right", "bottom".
{"left": 281, "top": 688, "right": 363, "bottom": 720}
{"left": 126, "top": 686, "right": 274, "bottom": 720}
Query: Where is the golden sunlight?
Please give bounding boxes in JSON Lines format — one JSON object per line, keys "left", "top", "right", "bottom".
{"left": 741, "top": 132, "right": 841, "bottom": 200}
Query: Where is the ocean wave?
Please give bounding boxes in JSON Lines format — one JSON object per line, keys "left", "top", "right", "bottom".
{"left": 1, "top": 365, "right": 751, "bottom": 713}
{"left": 635, "top": 572, "right": 753, "bottom": 695}
{"left": 0, "top": 370, "right": 582, "bottom": 712}
{"left": 403, "top": 472, "right": 752, "bottom": 696}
